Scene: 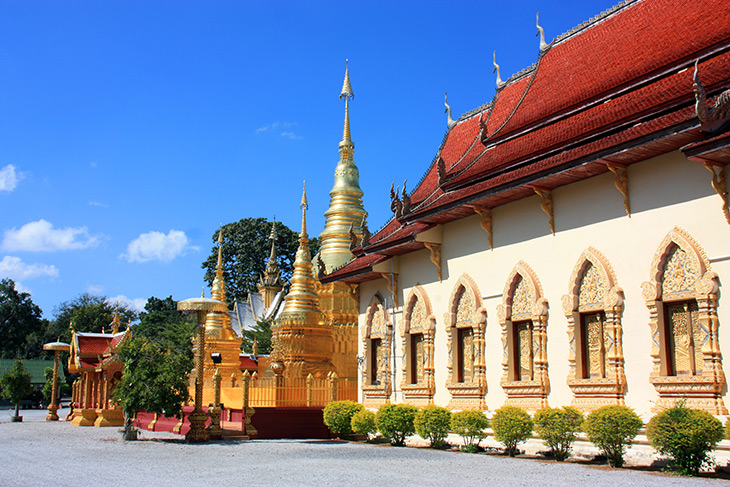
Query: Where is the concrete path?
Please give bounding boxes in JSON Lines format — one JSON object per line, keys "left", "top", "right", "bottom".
{"left": 0, "top": 410, "right": 726, "bottom": 487}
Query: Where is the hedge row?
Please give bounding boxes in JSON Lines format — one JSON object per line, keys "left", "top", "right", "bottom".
{"left": 324, "top": 401, "right": 729, "bottom": 475}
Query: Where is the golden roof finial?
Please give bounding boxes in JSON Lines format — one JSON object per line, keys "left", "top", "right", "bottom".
{"left": 212, "top": 224, "right": 227, "bottom": 302}
{"left": 201, "top": 287, "right": 205, "bottom": 298}
{"left": 112, "top": 311, "right": 120, "bottom": 334}
{"left": 300, "top": 181, "right": 308, "bottom": 238}
{"left": 340, "top": 59, "right": 354, "bottom": 100}
{"left": 339, "top": 60, "right": 354, "bottom": 151}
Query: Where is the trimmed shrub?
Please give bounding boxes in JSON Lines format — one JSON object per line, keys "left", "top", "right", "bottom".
{"left": 491, "top": 406, "right": 534, "bottom": 457}
{"left": 376, "top": 403, "right": 418, "bottom": 446}
{"left": 351, "top": 409, "right": 376, "bottom": 439}
{"left": 726, "top": 417, "right": 730, "bottom": 440}
{"left": 646, "top": 403, "right": 724, "bottom": 475}
{"left": 533, "top": 406, "right": 583, "bottom": 461}
{"left": 451, "top": 409, "right": 489, "bottom": 452}
{"left": 323, "top": 400, "right": 364, "bottom": 437}
{"left": 583, "top": 405, "right": 642, "bottom": 468}
{"left": 414, "top": 405, "right": 452, "bottom": 448}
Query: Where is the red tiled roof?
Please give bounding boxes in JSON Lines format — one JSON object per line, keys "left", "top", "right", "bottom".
{"left": 77, "top": 335, "right": 113, "bottom": 355}
{"left": 326, "top": 0, "right": 730, "bottom": 284}
{"left": 239, "top": 355, "right": 259, "bottom": 370}
{"left": 324, "top": 253, "right": 390, "bottom": 281}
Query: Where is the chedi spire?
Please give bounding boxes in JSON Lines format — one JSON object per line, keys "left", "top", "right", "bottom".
{"left": 316, "top": 60, "right": 367, "bottom": 274}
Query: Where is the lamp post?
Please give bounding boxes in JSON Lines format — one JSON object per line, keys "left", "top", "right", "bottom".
{"left": 177, "top": 295, "right": 227, "bottom": 443}
{"left": 43, "top": 341, "right": 70, "bottom": 421}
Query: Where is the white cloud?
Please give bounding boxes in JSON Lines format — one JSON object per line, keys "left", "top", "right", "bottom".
{"left": 88, "top": 201, "right": 107, "bottom": 208}
{"left": 255, "top": 121, "right": 301, "bottom": 139}
{"left": 13, "top": 281, "right": 32, "bottom": 294}
{"left": 2, "top": 219, "right": 101, "bottom": 252}
{"left": 86, "top": 284, "right": 104, "bottom": 294}
{"left": 122, "top": 229, "right": 195, "bottom": 263}
{"left": 0, "top": 255, "right": 59, "bottom": 280}
{"left": 0, "top": 164, "right": 23, "bottom": 192}
{"left": 107, "top": 295, "right": 147, "bottom": 313}
{"left": 280, "top": 131, "right": 303, "bottom": 140}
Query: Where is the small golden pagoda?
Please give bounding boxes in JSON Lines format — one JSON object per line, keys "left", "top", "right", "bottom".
{"left": 196, "top": 228, "right": 244, "bottom": 405}
{"left": 270, "top": 184, "right": 335, "bottom": 379}
{"left": 257, "top": 220, "right": 284, "bottom": 309}
{"left": 313, "top": 61, "right": 363, "bottom": 379}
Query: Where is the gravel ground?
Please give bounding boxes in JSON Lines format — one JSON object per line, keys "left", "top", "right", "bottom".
{"left": 0, "top": 409, "right": 727, "bottom": 487}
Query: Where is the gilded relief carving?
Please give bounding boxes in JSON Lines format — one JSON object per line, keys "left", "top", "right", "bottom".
{"left": 642, "top": 227, "right": 726, "bottom": 414}
{"left": 499, "top": 262, "right": 549, "bottom": 411}
{"left": 445, "top": 274, "right": 487, "bottom": 410}
{"left": 362, "top": 295, "right": 393, "bottom": 407}
{"left": 562, "top": 247, "right": 625, "bottom": 411}
{"left": 401, "top": 286, "right": 436, "bottom": 406}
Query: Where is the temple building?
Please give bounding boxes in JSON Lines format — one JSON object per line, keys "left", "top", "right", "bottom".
{"left": 68, "top": 312, "right": 128, "bottom": 426}
{"left": 322, "top": 0, "right": 730, "bottom": 417}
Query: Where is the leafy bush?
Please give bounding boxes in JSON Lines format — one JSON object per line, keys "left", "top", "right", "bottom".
{"left": 533, "top": 406, "right": 583, "bottom": 461}
{"left": 351, "top": 409, "right": 376, "bottom": 439}
{"left": 491, "top": 406, "right": 533, "bottom": 457}
{"left": 646, "top": 403, "right": 724, "bottom": 475}
{"left": 451, "top": 409, "right": 489, "bottom": 451}
{"left": 414, "top": 405, "right": 452, "bottom": 448}
{"left": 583, "top": 405, "right": 642, "bottom": 467}
{"left": 323, "top": 400, "right": 364, "bottom": 437}
{"left": 376, "top": 403, "right": 418, "bottom": 446}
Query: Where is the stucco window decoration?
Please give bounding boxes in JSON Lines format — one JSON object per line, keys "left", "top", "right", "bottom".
{"left": 497, "top": 261, "right": 549, "bottom": 411}
{"left": 562, "top": 247, "right": 626, "bottom": 411}
{"left": 362, "top": 295, "right": 393, "bottom": 407}
{"left": 444, "top": 274, "right": 487, "bottom": 409}
{"left": 400, "top": 286, "right": 436, "bottom": 406}
{"left": 642, "top": 227, "right": 727, "bottom": 414}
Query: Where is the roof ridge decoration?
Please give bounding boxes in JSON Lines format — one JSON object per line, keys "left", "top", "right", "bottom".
{"left": 444, "top": 92, "right": 457, "bottom": 128}
{"left": 693, "top": 59, "right": 730, "bottom": 132}
{"left": 493, "top": 51, "right": 506, "bottom": 90}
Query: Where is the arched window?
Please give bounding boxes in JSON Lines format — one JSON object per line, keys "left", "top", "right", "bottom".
{"left": 562, "top": 247, "right": 626, "bottom": 411}
{"left": 497, "top": 261, "right": 549, "bottom": 411}
{"left": 444, "top": 274, "right": 487, "bottom": 409}
{"left": 400, "top": 286, "right": 436, "bottom": 406}
{"left": 362, "top": 294, "right": 393, "bottom": 407}
{"left": 642, "top": 227, "right": 726, "bottom": 414}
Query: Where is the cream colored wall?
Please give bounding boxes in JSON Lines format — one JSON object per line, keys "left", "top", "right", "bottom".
{"left": 358, "top": 152, "right": 730, "bottom": 418}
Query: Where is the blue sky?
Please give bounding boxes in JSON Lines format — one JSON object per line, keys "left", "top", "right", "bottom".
{"left": 0, "top": 0, "right": 620, "bottom": 318}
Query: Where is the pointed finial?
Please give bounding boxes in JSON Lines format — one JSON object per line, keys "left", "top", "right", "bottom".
{"left": 300, "top": 181, "right": 308, "bottom": 237}
{"left": 340, "top": 59, "right": 354, "bottom": 100}
{"left": 493, "top": 51, "right": 505, "bottom": 89}
{"left": 444, "top": 92, "right": 456, "bottom": 128}
{"left": 216, "top": 225, "right": 224, "bottom": 269}
{"left": 536, "top": 12, "right": 548, "bottom": 51}
{"left": 112, "top": 311, "right": 120, "bottom": 334}
{"left": 201, "top": 287, "right": 205, "bottom": 298}
{"left": 339, "top": 60, "right": 355, "bottom": 151}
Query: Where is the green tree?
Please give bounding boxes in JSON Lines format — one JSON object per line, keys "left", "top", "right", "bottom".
{"left": 113, "top": 336, "right": 191, "bottom": 440}
{"left": 0, "top": 279, "right": 46, "bottom": 359}
{"left": 201, "top": 218, "right": 320, "bottom": 307}
{"left": 42, "top": 366, "right": 54, "bottom": 404}
{"left": 134, "top": 296, "right": 196, "bottom": 364}
{"left": 0, "top": 359, "right": 34, "bottom": 419}
{"left": 241, "top": 319, "right": 272, "bottom": 354}
{"left": 45, "top": 293, "right": 138, "bottom": 344}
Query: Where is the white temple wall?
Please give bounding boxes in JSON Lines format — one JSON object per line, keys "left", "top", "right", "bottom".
{"left": 357, "top": 151, "right": 730, "bottom": 418}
